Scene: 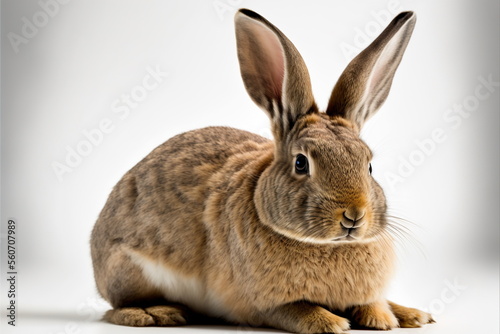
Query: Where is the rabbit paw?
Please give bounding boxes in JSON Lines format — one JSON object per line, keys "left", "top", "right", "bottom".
{"left": 104, "top": 305, "right": 187, "bottom": 327}
{"left": 145, "top": 305, "right": 188, "bottom": 326}
{"left": 389, "top": 301, "right": 435, "bottom": 328}
{"left": 299, "top": 309, "right": 350, "bottom": 334}
{"left": 104, "top": 307, "right": 155, "bottom": 326}
{"left": 351, "top": 301, "right": 398, "bottom": 330}
{"left": 265, "top": 302, "right": 350, "bottom": 334}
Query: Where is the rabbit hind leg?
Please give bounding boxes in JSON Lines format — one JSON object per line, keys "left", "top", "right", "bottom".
{"left": 99, "top": 251, "right": 191, "bottom": 327}
{"left": 104, "top": 304, "right": 189, "bottom": 327}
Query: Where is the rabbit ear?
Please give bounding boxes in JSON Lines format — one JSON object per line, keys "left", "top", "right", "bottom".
{"left": 235, "top": 9, "right": 316, "bottom": 141}
{"left": 326, "top": 11, "right": 416, "bottom": 129}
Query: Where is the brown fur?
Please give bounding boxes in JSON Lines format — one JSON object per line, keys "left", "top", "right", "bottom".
{"left": 91, "top": 9, "right": 434, "bottom": 333}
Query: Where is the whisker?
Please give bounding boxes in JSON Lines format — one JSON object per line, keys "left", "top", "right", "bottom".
{"left": 386, "top": 214, "right": 424, "bottom": 231}
{"left": 385, "top": 217, "right": 428, "bottom": 260}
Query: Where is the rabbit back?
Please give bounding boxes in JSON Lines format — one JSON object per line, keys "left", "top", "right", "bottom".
{"left": 91, "top": 126, "right": 272, "bottom": 313}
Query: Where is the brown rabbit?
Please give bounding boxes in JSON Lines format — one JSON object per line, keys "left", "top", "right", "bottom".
{"left": 91, "top": 9, "right": 434, "bottom": 333}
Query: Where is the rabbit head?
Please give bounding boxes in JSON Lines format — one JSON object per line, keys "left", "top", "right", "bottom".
{"left": 235, "top": 9, "right": 416, "bottom": 244}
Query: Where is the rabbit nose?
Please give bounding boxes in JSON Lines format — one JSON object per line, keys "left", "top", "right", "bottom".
{"left": 341, "top": 207, "right": 366, "bottom": 228}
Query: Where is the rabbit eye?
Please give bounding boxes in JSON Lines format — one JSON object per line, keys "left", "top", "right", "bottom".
{"left": 295, "top": 154, "right": 309, "bottom": 175}
{"left": 369, "top": 163, "right": 373, "bottom": 174}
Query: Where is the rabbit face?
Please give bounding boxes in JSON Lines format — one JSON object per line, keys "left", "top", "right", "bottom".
{"left": 237, "top": 10, "right": 415, "bottom": 244}
{"left": 255, "top": 113, "right": 386, "bottom": 244}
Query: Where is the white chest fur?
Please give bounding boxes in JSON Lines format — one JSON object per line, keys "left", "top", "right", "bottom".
{"left": 126, "top": 250, "right": 228, "bottom": 317}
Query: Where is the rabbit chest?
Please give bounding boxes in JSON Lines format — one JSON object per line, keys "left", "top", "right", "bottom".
{"left": 235, "top": 236, "right": 396, "bottom": 311}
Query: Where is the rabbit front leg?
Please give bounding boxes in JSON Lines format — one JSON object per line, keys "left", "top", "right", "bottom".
{"left": 349, "top": 299, "right": 399, "bottom": 330}
{"left": 260, "top": 301, "right": 350, "bottom": 334}
{"left": 388, "top": 301, "right": 435, "bottom": 328}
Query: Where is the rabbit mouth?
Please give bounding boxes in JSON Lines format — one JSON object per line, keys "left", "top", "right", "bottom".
{"left": 332, "top": 228, "right": 362, "bottom": 242}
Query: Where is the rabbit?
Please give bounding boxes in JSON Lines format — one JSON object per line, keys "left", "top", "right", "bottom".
{"left": 91, "top": 8, "right": 434, "bottom": 333}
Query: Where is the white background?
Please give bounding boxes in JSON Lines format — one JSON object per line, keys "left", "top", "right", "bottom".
{"left": 1, "top": 0, "right": 499, "bottom": 333}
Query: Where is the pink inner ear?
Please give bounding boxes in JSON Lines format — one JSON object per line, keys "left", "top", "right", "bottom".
{"left": 253, "top": 23, "right": 285, "bottom": 100}
{"left": 368, "top": 28, "right": 405, "bottom": 93}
